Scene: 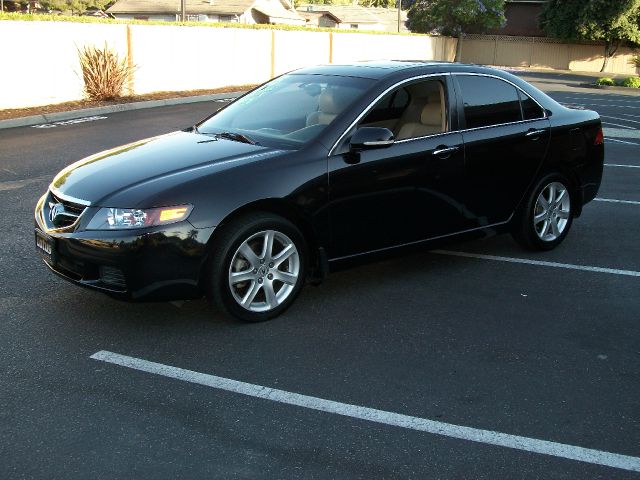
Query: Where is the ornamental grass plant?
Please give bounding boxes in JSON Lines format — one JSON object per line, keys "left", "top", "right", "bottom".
{"left": 77, "top": 43, "right": 134, "bottom": 100}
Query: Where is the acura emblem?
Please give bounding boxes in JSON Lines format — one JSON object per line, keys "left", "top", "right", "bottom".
{"left": 49, "top": 202, "right": 65, "bottom": 224}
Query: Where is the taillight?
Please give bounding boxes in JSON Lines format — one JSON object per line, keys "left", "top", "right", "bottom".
{"left": 594, "top": 127, "right": 604, "bottom": 145}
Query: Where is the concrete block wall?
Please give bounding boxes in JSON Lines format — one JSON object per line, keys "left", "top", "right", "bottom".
{"left": 0, "top": 21, "right": 456, "bottom": 109}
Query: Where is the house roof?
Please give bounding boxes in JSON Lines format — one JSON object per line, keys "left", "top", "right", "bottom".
{"left": 107, "top": 0, "right": 257, "bottom": 16}
{"left": 369, "top": 7, "right": 408, "bottom": 31}
{"left": 253, "top": 3, "right": 303, "bottom": 22}
{"left": 297, "top": 5, "right": 382, "bottom": 24}
{"left": 297, "top": 10, "right": 340, "bottom": 23}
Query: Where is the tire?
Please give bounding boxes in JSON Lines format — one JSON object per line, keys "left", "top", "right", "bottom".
{"left": 206, "top": 212, "right": 307, "bottom": 322}
{"left": 512, "top": 173, "right": 574, "bottom": 251}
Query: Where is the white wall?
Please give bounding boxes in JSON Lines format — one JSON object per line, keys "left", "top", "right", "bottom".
{"left": 0, "top": 21, "right": 128, "bottom": 109}
{"left": 130, "top": 25, "right": 272, "bottom": 94}
{"left": 0, "top": 20, "right": 455, "bottom": 109}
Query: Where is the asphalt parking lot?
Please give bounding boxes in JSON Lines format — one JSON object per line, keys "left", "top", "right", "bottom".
{"left": 0, "top": 72, "right": 639, "bottom": 479}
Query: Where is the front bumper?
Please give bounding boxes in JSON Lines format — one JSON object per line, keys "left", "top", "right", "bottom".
{"left": 34, "top": 195, "right": 215, "bottom": 301}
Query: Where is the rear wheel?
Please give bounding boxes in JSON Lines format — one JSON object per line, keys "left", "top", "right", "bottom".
{"left": 512, "top": 173, "right": 574, "bottom": 251}
{"left": 207, "top": 213, "right": 307, "bottom": 322}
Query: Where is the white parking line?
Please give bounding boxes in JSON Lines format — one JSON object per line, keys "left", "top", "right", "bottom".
{"left": 91, "top": 350, "right": 640, "bottom": 473}
{"left": 31, "top": 116, "right": 108, "bottom": 129}
{"left": 595, "top": 198, "right": 640, "bottom": 205}
{"left": 600, "top": 115, "right": 640, "bottom": 125}
{"left": 606, "top": 138, "right": 640, "bottom": 146}
{"left": 564, "top": 103, "right": 640, "bottom": 110}
{"left": 603, "top": 122, "right": 635, "bottom": 130}
{"left": 431, "top": 250, "right": 640, "bottom": 277}
{"left": 605, "top": 164, "right": 640, "bottom": 168}
{"left": 562, "top": 97, "right": 640, "bottom": 105}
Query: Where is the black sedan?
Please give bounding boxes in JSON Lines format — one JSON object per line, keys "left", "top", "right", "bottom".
{"left": 34, "top": 61, "right": 604, "bottom": 322}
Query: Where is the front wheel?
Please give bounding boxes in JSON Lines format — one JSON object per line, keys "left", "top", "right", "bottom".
{"left": 512, "top": 173, "right": 574, "bottom": 251}
{"left": 207, "top": 213, "right": 307, "bottom": 322}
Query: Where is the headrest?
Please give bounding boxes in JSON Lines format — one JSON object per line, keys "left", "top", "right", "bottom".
{"left": 421, "top": 93, "right": 442, "bottom": 126}
{"left": 318, "top": 88, "right": 349, "bottom": 115}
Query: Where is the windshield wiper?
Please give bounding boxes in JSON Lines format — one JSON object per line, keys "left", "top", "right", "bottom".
{"left": 215, "top": 131, "right": 257, "bottom": 145}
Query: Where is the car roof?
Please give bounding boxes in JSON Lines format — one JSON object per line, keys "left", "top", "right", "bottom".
{"left": 291, "top": 60, "right": 499, "bottom": 80}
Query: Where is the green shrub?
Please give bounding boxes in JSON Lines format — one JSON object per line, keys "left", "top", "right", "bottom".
{"left": 632, "top": 55, "right": 640, "bottom": 68}
{"left": 78, "top": 43, "right": 135, "bottom": 100}
{"left": 596, "top": 77, "right": 615, "bottom": 86}
{"left": 621, "top": 76, "right": 640, "bottom": 88}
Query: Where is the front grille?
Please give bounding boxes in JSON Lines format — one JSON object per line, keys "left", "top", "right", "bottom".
{"left": 43, "top": 190, "right": 88, "bottom": 230}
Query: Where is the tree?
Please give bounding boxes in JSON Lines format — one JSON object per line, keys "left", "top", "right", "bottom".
{"left": 360, "top": 0, "right": 396, "bottom": 8}
{"left": 407, "top": 0, "right": 505, "bottom": 61}
{"left": 39, "top": 0, "right": 112, "bottom": 14}
{"left": 540, "top": 0, "right": 640, "bottom": 72}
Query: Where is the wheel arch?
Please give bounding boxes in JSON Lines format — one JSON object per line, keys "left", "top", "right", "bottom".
{"left": 200, "top": 198, "right": 325, "bottom": 286}
{"left": 537, "top": 163, "right": 583, "bottom": 218}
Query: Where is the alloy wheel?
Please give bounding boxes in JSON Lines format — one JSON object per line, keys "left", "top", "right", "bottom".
{"left": 228, "top": 230, "right": 300, "bottom": 312}
{"left": 533, "top": 181, "right": 571, "bottom": 242}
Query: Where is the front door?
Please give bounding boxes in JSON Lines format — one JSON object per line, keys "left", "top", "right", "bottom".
{"left": 327, "top": 77, "right": 466, "bottom": 259}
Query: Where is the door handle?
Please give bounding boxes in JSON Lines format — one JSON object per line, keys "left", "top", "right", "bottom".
{"left": 432, "top": 146, "right": 460, "bottom": 157}
{"left": 525, "top": 129, "right": 547, "bottom": 139}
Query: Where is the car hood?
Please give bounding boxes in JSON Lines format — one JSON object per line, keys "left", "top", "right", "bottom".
{"left": 50, "top": 131, "right": 283, "bottom": 206}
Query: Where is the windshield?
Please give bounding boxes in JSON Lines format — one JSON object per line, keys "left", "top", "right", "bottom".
{"left": 198, "top": 74, "right": 374, "bottom": 149}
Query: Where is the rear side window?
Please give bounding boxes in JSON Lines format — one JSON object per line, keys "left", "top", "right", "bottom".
{"left": 519, "top": 91, "right": 545, "bottom": 120}
{"left": 457, "top": 75, "right": 522, "bottom": 128}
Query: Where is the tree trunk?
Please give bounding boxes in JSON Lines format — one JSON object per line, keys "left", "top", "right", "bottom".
{"left": 600, "top": 41, "right": 619, "bottom": 73}
{"left": 455, "top": 33, "right": 463, "bottom": 62}
{"left": 601, "top": 42, "right": 610, "bottom": 73}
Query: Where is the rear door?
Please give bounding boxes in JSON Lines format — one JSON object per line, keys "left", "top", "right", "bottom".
{"left": 453, "top": 74, "right": 550, "bottom": 228}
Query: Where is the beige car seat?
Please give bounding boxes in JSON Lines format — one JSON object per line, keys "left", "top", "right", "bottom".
{"left": 396, "top": 87, "right": 446, "bottom": 140}
{"left": 306, "top": 88, "right": 344, "bottom": 127}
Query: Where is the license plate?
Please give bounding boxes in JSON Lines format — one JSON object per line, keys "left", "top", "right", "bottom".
{"left": 35, "top": 230, "right": 55, "bottom": 264}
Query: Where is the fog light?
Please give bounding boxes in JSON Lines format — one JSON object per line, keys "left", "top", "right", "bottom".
{"left": 99, "top": 266, "right": 126, "bottom": 289}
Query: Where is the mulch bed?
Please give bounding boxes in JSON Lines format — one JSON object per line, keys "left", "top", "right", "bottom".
{"left": 0, "top": 85, "right": 257, "bottom": 121}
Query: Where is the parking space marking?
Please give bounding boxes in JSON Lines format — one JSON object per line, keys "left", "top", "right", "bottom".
{"left": 431, "top": 250, "right": 640, "bottom": 277}
{"left": 595, "top": 198, "right": 640, "bottom": 205}
{"left": 601, "top": 115, "right": 640, "bottom": 125}
{"left": 31, "top": 116, "right": 108, "bottom": 129}
{"left": 605, "top": 164, "right": 640, "bottom": 169}
{"left": 562, "top": 97, "right": 640, "bottom": 105}
{"left": 603, "top": 122, "right": 635, "bottom": 130}
{"left": 568, "top": 103, "right": 640, "bottom": 110}
{"left": 91, "top": 350, "right": 640, "bottom": 473}
{"left": 606, "top": 138, "right": 640, "bottom": 146}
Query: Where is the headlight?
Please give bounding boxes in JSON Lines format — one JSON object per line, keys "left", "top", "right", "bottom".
{"left": 86, "top": 205, "right": 193, "bottom": 230}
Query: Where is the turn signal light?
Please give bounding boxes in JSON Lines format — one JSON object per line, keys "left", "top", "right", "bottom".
{"left": 159, "top": 207, "right": 190, "bottom": 222}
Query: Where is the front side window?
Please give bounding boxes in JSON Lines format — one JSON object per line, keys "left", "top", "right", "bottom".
{"left": 457, "top": 75, "right": 522, "bottom": 129}
{"left": 198, "top": 74, "right": 374, "bottom": 148}
{"left": 359, "top": 79, "right": 447, "bottom": 140}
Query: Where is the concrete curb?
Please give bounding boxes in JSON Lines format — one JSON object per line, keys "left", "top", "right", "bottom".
{"left": 578, "top": 83, "right": 640, "bottom": 94}
{"left": 0, "top": 91, "right": 245, "bottom": 130}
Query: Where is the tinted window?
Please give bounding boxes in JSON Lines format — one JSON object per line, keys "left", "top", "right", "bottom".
{"left": 359, "top": 79, "right": 446, "bottom": 140}
{"left": 199, "top": 74, "right": 374, "bottom": 148}
{"left": 520, "top": 91, "right": 545, "bottom": 120}
{"left": 457, "top": 76, "right": 522, "bottom": 128}
{"left": 361, "top": 87, "right": 411, "bottom": 125}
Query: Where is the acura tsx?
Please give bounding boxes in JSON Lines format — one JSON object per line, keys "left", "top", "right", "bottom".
{"left": 34, "top": 61, "right": 604, "bottom": 321}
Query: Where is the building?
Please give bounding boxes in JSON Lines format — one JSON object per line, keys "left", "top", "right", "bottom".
{"left": 107, "top": 0, "right": 305, "bottom": 26}
{"left": 297, "top": 5, "right": 407, "bottom": 32}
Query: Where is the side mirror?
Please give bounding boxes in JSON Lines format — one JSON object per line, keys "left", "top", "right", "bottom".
{"left": 350, "top": 127, "right": 395, "bottom": 151}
